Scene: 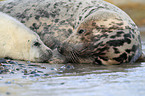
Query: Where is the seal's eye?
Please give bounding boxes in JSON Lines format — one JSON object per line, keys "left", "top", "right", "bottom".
{"left": 78, "top": 29, "right": 85, "bottom": 34}
{"left": 34, "top": 42, "right": 41, "bottom": 47}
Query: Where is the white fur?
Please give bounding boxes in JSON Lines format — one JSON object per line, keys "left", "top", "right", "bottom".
{"left": 0, "top": 12, "right": 52, "bottom": 62}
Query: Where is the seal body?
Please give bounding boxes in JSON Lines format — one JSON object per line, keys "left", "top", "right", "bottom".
{"left": 0, "top": 12, "right": 52, "bottom": 62}
{"left": 58, "top": 10, "right": 142, "bottom": 65}
{"left": 0, "top": 0, "right": 143, "bottom": 65}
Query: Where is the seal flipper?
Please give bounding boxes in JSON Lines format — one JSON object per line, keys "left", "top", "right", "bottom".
{"left": 136, "top": 53, "right": 145, "bottom": 62}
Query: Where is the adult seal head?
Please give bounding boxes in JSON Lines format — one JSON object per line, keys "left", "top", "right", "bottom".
{"left": 58, "top": 10, "right": 143, "bottom": 65}
{"left": 0, "top": 12, "right": 52, "bottom": 62}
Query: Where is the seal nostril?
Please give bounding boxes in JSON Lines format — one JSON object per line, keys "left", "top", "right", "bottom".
{"left": 47, "top": 49, "right": 53, "bottom": 57}
{"left": 58, "top": 47, "right": 64, "bottom": 54}
{"left": 57, "top": 44, "right": 64, "bottom": 54}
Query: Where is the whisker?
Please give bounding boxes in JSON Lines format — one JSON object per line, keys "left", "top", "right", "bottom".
{"left": 73, "top": 51, "right": 81, "bottom": 63}
{"left": 70, "top": 51, "right": 77, "bottom": 63}
{"left": 70, "top": 51, "right": 79, "bottom": 63}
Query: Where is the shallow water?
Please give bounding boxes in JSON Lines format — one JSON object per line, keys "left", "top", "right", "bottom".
{"left": 1, "top": 62, "right": 145, "bottom": 96}
{"left": 0, "top": 32, "right": 145, "bottom": 96}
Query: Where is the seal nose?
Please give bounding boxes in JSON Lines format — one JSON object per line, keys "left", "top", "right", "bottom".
{"left": 58, "top": 42, "right": 70, "bottom": 55}
{"left": 39, "top": 48, "right": 53, "bottom": 62}
{"left": 57, "top": 45, "right": 64, "bottom": 54}
{"left": 46, "top": 49, "right": 53, "bottom": 59}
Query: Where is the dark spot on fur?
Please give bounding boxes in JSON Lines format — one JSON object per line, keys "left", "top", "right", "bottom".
{"left": 21, "top": 20, "right": 25, "bottom": 23}
{"left": 115, "top": 18, "right": 123, "bottom": 21}
{"left": 99, "top": 56, "right": 108, "bottom": 61}
{"left": 111, "top": 22, "right": 115, "bottom": 24}
{"left": 124, "top": 34, "right": 131, "bottom": 38}
{"left": 124, "top": 38, "right": 131, "bottom": 44}
{"left": 24, "top": 9, "right": 30, "bottom": 12}
{"left": 132, "top": 34, "right": 135, "bottom": 39}
{"left": 95, "top": 58, "right": 102, "bottom": 65}
{"left": 54, "top": 3, "right": 58, "bottom": 8}
{"left": 16, "top": 13, "right": 26, "bottom": 19}
{"left": 101, "top": 29, "right": 109, "bottom": 32}
{"left": 100, "top": 34, "right": 108, "bottom": 38}
{"left": 97, "top": 47, "right": 109, "bottom": 53}
{"left": 45, "top": 3, "right": 51, "bottom": 8}
{"left": 132, "top": 45, "right": 138, "bottom": 52}
{"left": 126, "top": 49, "right": 131, "bottom": 53}
{"left": 59, "top": 20, "right": 65, "bottom": 25}
{"left": 55, "top": 19, "right": 59, "bottom": 23}
{"left": 108, "top": 31, "right": 113, "bottom": 33}
{"left": 79, "top": 16, "right": 82, "bottom": 20}
{"left": 84, "top": 9, "right": 96, "bottom": 18}
{"left": 35, "top": 15, "right": 40, "bottom": 20}
{"left": 109, "top": 25, "right": 120, "bottom": 29}
{"left": 107, "top": 40, "right": 124, "bottom": 47}
{"left": 93, "top": 38, "right": 101, "bottom": 42}
{"left": 116, "top": 22, "right": 124, "bottom": 26}
{"left": 68, "top": 29, "right": 72, "bottom": 34}
{"left": 113, "top": 48, "right": 120, "bottom": 54}
{"left": 117, "top": 31, "right": 124, "bottom": 34}
{"left": 113, "top": 53, "right": 127, "bottom": 63}
{"left": 107, "top": 38, "right": 131, "bottom": 47}
{"left": 37, "top": 9, "right": 50, "bottom": 18}
{"left": 110, "top": 31, "right": 124, "bottom": 38}
{"left": 126, "top": 45, "right": 138, "bottom": 54}
{"left": 84, "top": 32, "right": 91, "bottom": 36}
{"left": 50, "top": 11, "right": 56, "bottom": 18}
{"left": 100, "top": 25, "right": 105, "bottom": 28}
{"left": 30, "top": 23, "right": 40, "bottom": 31}
{"left": 110, "top": 35, "right": 116, "bottom": 38}
{"left": 32, "top": 23, "right": 40, "bottom": 29}
{"left": 43, "top": 24, "right": 51, "bottom": 31}
{"left": 138, "top": 35, "right": 141, "bottom": 43}
{"left": 125, "top": 26, "right": 131, "bottom": 29}
{"left": 92, "top": 22, "right": 96, "bottom": 26}
{"left": 103, "top": 19, "right": 107, "bottom": 21}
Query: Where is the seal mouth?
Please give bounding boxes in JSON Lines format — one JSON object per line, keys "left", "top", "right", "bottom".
{"left": 32, "top": 49, "right": 52, "bottom": 63}
{"left": 58, "top": 42, "right": 92, "bottom": 63}
{"left": 58, "top": 42, "right": 80, "bottom": 63}
{"left": 40, "top": 49, "right": 53, "bottom": 62}
{"left": 67, "top": 50, "right": 80, "bottom": 63}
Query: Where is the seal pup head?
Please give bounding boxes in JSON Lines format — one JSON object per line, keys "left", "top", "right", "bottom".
{"left": 0, "top": 12, "right": 52, "bottom": 62}
{"left": 58, "top": 10, "right": 142, "bottom": 65}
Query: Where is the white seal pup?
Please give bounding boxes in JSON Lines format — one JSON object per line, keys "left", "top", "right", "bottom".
{"left": 0, "top": 12, "right": 52, "bottom": 62}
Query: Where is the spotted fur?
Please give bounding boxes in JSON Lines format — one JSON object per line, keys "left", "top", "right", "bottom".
{"left": 0, "top": 0, "right": 143, "bottom": 65}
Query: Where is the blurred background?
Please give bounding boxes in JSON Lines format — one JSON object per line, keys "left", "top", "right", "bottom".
{"left": 105, "top": 0, "right": 145, "bottom": 28}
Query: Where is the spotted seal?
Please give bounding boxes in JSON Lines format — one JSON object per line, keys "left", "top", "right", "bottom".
{"left": 0, "top": 0, "right": 144, "bottom": 65}
{"left": 0, "top": 12, "right": 52, "bottom": 62}
{"left": 58, "top": 10, "right": 143, "bottom": 65}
